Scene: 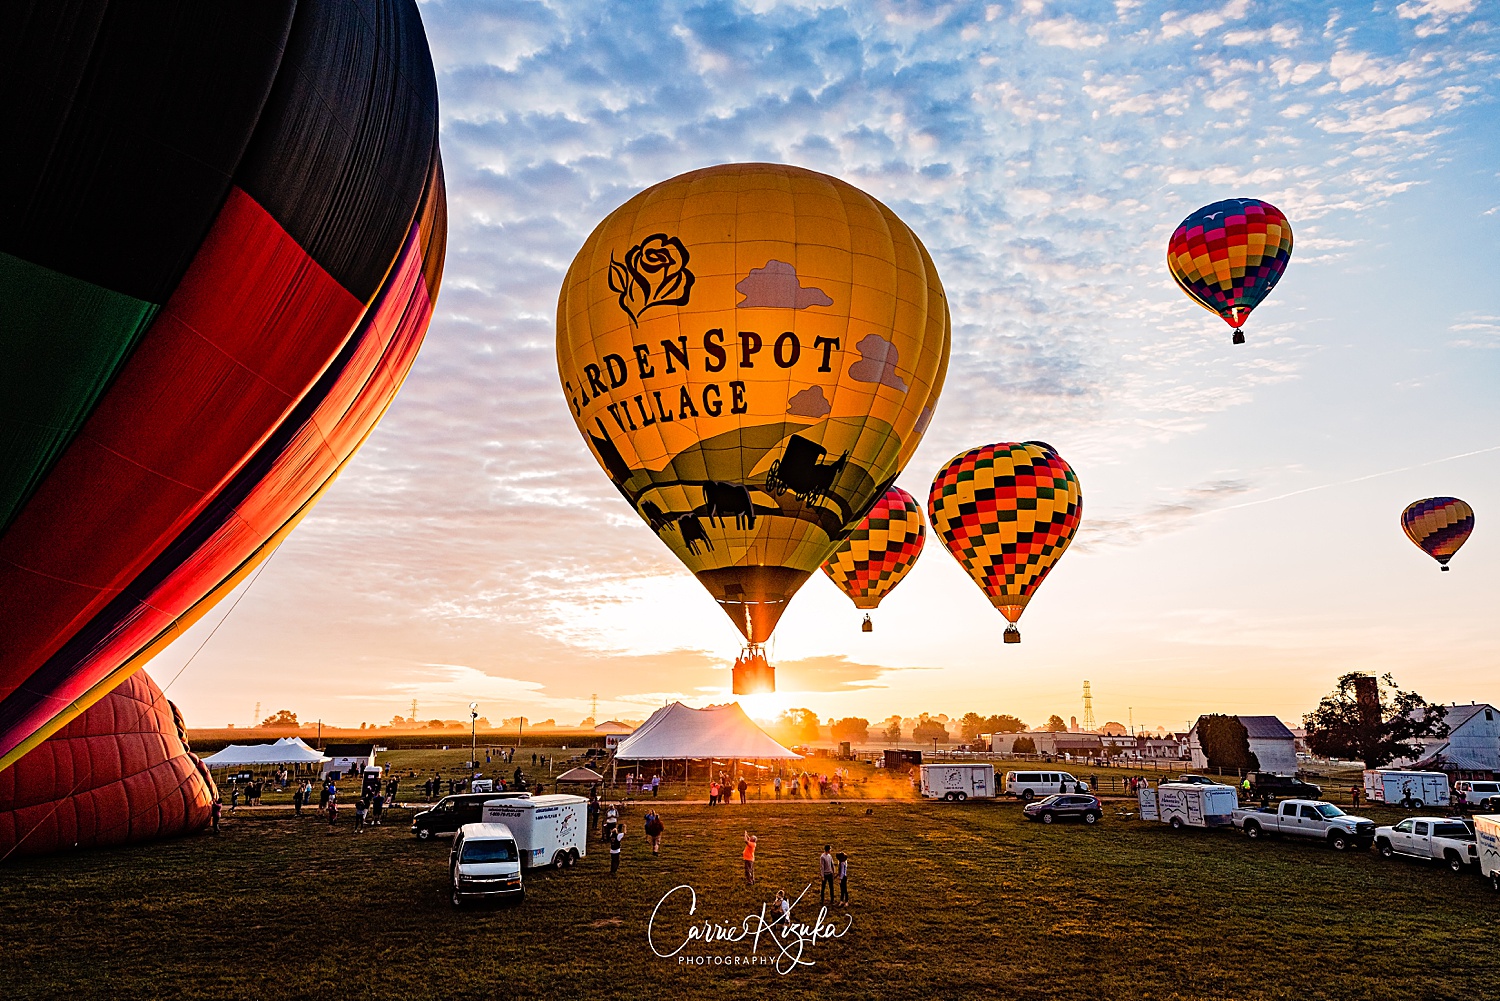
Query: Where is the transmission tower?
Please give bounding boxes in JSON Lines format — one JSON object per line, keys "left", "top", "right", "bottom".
{"left": 1081, "top": 682, "right": 1096, "bottom": 732}
{"left": 590, "top": 693, "right": 599, "bottom": 720}
{"left": 253, "top": 701, "right": 261, "bottom": 727}
{"left": 410, "top": 698, "right": 418, "bottom": 722}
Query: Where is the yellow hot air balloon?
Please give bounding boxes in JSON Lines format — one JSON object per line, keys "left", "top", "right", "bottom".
{"left": 557, "top": 164, "right": 950, "bottom": 690}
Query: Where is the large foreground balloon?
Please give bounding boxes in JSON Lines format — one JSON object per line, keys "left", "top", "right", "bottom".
{"left": 1167, "top": 198, "right": 1292, "bottom": 344}
{"left": 0, "top": 0, "right": 446, "bottom": 772}
{"left": 822, "top": 484, "right": 926, "bottom": 628}
{"left": 928, "top": 442, "right": 1082, "bottom": 644}
{"left": 1401, "top": 497, "right": 1474, "bottom": 571}
{"left": 0, "top": 670, "right": 215, "bottom": 858}
{"left": 557, "top": 163, "right": 951, "bottom": 686}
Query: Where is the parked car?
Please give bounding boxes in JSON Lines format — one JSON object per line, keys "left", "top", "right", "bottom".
{"left": 1004, "top": 770, "right": 1090, "bottom": 802}
{"left": 1374, "top": 817, "right": 1478, "bottom": 872}
{"left": 449, "top": 823, "right": 524, "bottom": 907}
{"left": 1023, "top": 794, "right": 1103, "bottom": 825}
{"left": 1231, "top": 799, "right": 1375, "bottom": 851}
{"left": 1173, "top": 774, "right": 1221, "bottom": 786}
{"left": 1455, "top": 781, "right": 1500, "bottom": 811}
{"left": 411, "top": 792, "right": 529, "bottom": 840}
{"left": 1250, "top": 773, "right": 1323, "bottom": 800}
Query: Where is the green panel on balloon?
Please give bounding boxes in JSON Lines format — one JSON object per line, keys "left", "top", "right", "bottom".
{"left": 0, "top": 251, "right": 159, "bottom": 532}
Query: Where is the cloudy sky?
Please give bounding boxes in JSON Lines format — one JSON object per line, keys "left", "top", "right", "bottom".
{"left": 162, "top": 0, "right": 1500, "bottom": 733}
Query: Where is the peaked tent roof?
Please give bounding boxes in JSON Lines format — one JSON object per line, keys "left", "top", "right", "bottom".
{"left": 614, "top": 703, "right": 801, "bottom": 760}
{"left": 201, "top": 737, "right": 330, "bottom": 767}
{"left": 555, "top": 766, "right": 605, "bottom": 783}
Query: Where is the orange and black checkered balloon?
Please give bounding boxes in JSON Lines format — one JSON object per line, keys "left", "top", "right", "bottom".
{"left": 822, "top": 485, "right": 925, "bottom": 610}
{"left": 928, "top": 442, "right": 1081, "bottom": 638}
{"left": 1401, "top": 496, "right": 1473, "bottom": 571}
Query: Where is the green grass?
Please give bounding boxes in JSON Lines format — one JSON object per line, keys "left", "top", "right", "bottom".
{"left": 2, "top": 795, "right": 1495, "bottom": 1000}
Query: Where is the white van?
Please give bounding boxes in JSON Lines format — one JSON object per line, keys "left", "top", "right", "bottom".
{"left": 920, "top": 764, "right": 995, "bottom": 801}
{"left": 481, "top": 794, "right": 588, "bottom": 869}
{"left": 1004, "top": 770, "right": 1089, "bottom": 801}
{"left": 1141, "top": 782, "right": 1239, "bottom": 829}
{"left": 1455, "top": 781, "right": 1500, "bottom": 811}
{"left": 449, "top": 823, "right": 523, "bottom": 907}
{"left": 1363, "top": 770, "right": 1450, "bottom": 807}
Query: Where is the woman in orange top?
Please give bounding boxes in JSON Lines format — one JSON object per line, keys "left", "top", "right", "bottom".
{"left": 743, "top": 831, "right": 757, "bottom": 885}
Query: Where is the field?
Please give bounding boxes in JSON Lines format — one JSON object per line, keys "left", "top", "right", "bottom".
{"left": 3, "top": 759, "right": 1496, "bottom": 1001}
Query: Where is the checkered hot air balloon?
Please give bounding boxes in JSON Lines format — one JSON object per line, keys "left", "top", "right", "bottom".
{"left": 1401, "top": 497, "right": 1474, "bottom": 571}
{"left": 928, "top": 442, "right": 1082, "bottom": 644}
{"left": 821, "top": 485, "right": 926, "bottom": 628}
{"left": 1167, "top": 198, "right": 1292, "bottom": 344}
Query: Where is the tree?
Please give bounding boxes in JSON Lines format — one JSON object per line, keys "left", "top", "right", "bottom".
{"left": 959, "top": 712, "right": 987, "bottom": 741}
{"left": 776, "top": 708, "right": 821, "bottom": 745}
{"left": 1303, "top": 672, "right": 1450, "bottom": 768}
{"left": 883, "top": 717, "right": 903, "bottom": 742}
{"left": 1012, "top": 736, "right": 1037, "bottom": 754}
{"left": 1044, "top": 714, "right": 1069, "bottom": 732}
{"left": 987, "top": 714, "right": 1025, "bottom": 734}
{"left": 1196, "top": 714, "right": 1260, "bottom": 772}
{"left": 259, "top": 709, "right": 297, "bottom": 728}
{"left": 913, "top": 719, "right": 949, "bottom": 743}
{"left": 832, "top": 717, "right": 870, "bottom": 742}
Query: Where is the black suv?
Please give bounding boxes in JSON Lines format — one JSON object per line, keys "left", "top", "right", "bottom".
{"left": 411, "top": 792, "right": 529, "bottom": 840}
{"left": 1251, "top": 773, "right": 1322, "bottom": 800}
{"left": 1023, "top": 794, "right": 1104, "bottom": 825}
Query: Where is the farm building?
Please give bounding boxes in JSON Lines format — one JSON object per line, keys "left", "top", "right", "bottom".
{"left": 990, "top": 731, "right": 1102, "bottom": 758}
{"left": 1389, "top": 703, "right": 1499, "bottom": 779}
{"left": 1188, "top": 716, "right": 1297, "bottom": 775}
{"left": 320, "top": 743, "right": 376, "bottom": 779}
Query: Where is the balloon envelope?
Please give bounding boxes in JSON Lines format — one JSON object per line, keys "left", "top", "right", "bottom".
{"left": 822, "top": 484, "right": 926, "bottom": 611}
{"left": 0, "top": 670, "right": 216, "bottom": 857}
{"left": 557, "top": 163, "right": 950, "bottom": 644}
{"left": 0, "top": 0, "right": 446, "bottom": 771}
{"left": 1167, "top": 198, "right": 1292, "bottom": 340}
{"left": 928, "top": 442, "right": 1082, "bottom": 639}
{"left": 1401, "top": 497, "right": 1474, "bottom": 570}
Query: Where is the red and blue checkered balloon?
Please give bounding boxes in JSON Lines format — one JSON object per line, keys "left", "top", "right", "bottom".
{"left": 1167, "top": 198, "right": 1292, "bottom": 344}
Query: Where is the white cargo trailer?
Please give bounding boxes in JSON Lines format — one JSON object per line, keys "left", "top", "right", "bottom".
{"left": 1362, "top": 770, "right": 1449, "bottom": 807}
{"left": 481, "top": 794, "right": 589, "bottom": 869}
{"left": 920, "top": 763, "right": 995, "bottom": 801}
{"left": 1474, "top": 814, "right": 1499, "bottom": 892}
{"left": 1139, "top": 781, "right": 1239, "bottom": 829}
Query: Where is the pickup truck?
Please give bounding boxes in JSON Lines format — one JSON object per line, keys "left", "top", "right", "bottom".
{"left": 1374, "top": 817, "right": 1478, "bottom": 872}
{"left": 1231, "top": 799, "right": 1376, "bottom": 851}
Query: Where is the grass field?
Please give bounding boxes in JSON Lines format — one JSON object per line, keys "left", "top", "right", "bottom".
{"left": 3, "top": 786, "right": 1496, "bottom": 1000}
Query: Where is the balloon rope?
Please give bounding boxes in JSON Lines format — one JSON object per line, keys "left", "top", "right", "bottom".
{"left": 1, "top": 547, "right": 281, "bottom": 862}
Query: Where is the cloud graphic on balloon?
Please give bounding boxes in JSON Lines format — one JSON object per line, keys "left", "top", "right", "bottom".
{"left": 848, "top": 334, "right": 908, "bottom": 391}
{"left": 735, "top": 260, "right": 833, "bottom": 309}
{"left": 786, "top": 385, "right": 832, "bottom": 418}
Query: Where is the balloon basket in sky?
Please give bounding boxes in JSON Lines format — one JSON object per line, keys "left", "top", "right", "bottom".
{"left": 731, "top": 645, "right": 776, "bottom": 696}
{"left": 556, "top": 163, "right": 951, "bottom": 693}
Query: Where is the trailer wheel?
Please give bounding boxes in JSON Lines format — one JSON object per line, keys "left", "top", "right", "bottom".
{"left": 554, "top": 851, "right": 569, "bottom": 869}
{"left": 956, "top": 792, "right": 968, "bottom": 802}
{"left": 1244, "top": 821, "right": 1262, "bottom": 840}
{"left": 1377, "top": 839, "right": 1394, "bottom": 858}
{"left": 943, "top": 792, "right": 955, "bottom": 802}
{"left": 1169, "top": 817, "right": 1184, "bottom": 830}
{"left": 1492, "top": 872, "right": 1499, "bottom": 892}
{"left": 569, "top": 848, "right": 581, "bottom": 867}
{"left": 1445, "top": 850, "right": 1465, "bottom": 873}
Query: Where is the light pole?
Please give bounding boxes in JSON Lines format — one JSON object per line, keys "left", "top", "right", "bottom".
{"left": 469, "top": 702, "right": 479, "bottom": 771}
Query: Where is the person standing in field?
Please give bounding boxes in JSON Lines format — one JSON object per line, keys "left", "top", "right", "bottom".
{"left": 1349, "top": 785, "right": 1362, "bottom": 809}
{"left": 371, "top": 793, "right": 384, "bottom": 826}
{"left": 210, "top": 797, "right": 221, "bottom": 835}
{"left": 743, "top": 832, "right": 757, "bottom": 885}
{"left": 774, "top": 775, "right": 782, "bottom": 799}
{"left": 819, "top": 845, "right": 836, "bottom": 905}
{"left": 737, "top": 777, "right": 748, "bottom": 805}
{"left": 354, "top": 798, "right": 368, "bottom": 832}
{"left": 644, "top": 810, "right": 664, "bottom": 855}
{"left": 836, "top": 851, "right": 849, "bottom": 907}
{"left": 609, "top": 822, "right": 627, "bottom": 875}
{"left": 772, "top": 889, "right": 791, "bottom": 929}
{"left": 710, "top": 780, "right": 720, "bottom": 806}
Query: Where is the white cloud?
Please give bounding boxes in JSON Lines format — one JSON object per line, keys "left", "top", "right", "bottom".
{"left": 1159, "top": 0, "right": 1249, "bottom": 40}
{"left": 1396, "top": 0, "right": 1478, "bottom": 37}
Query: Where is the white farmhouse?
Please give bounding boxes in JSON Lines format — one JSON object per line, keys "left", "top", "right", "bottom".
{"left": 1389, "top": 703, "right": 1499, "bottom": 780}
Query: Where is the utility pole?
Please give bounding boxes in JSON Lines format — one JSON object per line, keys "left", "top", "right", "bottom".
{"left": 469, "top": 703, "right": 479, "bottom": 770}
{"left": 1082, "top": 682, "right": 1096, "bottom": 732}
{"left": 1129, "top": 707, "right": 1134, "bottom": 736}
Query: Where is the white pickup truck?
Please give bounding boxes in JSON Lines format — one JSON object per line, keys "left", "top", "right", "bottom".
{"left": 1373, "top": 816, "right": 1478, "bottom": 872}
{"left": 1231, "top": 799, "right": 1377, "bottom": 851}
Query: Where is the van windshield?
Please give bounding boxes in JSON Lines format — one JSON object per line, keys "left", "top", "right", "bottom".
{"left": 461, "top": 839, "right": 518, "bottom": 863}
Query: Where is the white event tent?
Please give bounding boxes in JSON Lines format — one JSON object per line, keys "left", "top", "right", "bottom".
{"left": 614, "top": 702, "right": 800, "bottom": 772}
{"left": 200, "top": 737, "right": 330, "bottom": 768}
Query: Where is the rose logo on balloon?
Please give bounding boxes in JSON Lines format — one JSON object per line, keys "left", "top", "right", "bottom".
{"left": 608, "top": 234, "right": 695, "bottom": 325}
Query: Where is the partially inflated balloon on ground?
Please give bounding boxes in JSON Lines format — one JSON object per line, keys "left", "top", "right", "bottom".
{"left": 822, "top": 484, "right": 926, "bottom": 625}
{"left": 0, "top": 670, "right": 215, "bottom": 857}
{"left": 1401, "top": 497, "right": 1474, "bottom": 571}
{"left": 0, "top": 1, "right": 446, "bottom": 772}
{"left": 1167, "top": 198, "right": 1292, "bottom": 344}
{"left": 928, "top": 442, "right": 1082, "bottom": 644}
{"left": 557, "top": 163, "right": 950, "bottom": 678}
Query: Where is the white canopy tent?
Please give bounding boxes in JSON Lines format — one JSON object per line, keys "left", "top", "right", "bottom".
{"left": 200, "top": 737, "right": 330, "bottom": 768}
{"left": 614, "top": 702, "right": 800, "bottom": 761}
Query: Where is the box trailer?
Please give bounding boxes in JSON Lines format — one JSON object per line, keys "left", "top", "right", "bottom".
{"left": 481, "top": 794, "right": 588, "bottom": 869}
{"left": 920, "top": 763, "right": 994, "bottom": 801}
{"left": 1363, "top": 770, "right": 1450, "bottom": 807}
{"left": 1139, "top": 782, "right": 1239, "bottom": 829}
{"left": 1475, "top": 815, "right": 1500, "bottom": 892}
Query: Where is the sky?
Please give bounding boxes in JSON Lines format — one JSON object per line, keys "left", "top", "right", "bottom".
{"left": 161, "top": 0, "right": 1500, "bottom": 734}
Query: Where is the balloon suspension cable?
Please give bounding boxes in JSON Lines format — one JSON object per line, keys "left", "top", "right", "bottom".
{"left": 1003, "top": 624, "right": 1021, "bottom": 645}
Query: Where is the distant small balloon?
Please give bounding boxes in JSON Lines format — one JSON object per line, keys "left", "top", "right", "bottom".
{"left": 822, "top": 485, "right": 926, "bottom": 625}
{"left": 928, "top": 442, "right": 1082, "bottom": 644}
{"left": 1401, "top": 497, "right": 1474, "bottom": 571}
{"left": 1167, "top": 198, "right": 1292, "bottom": 345}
